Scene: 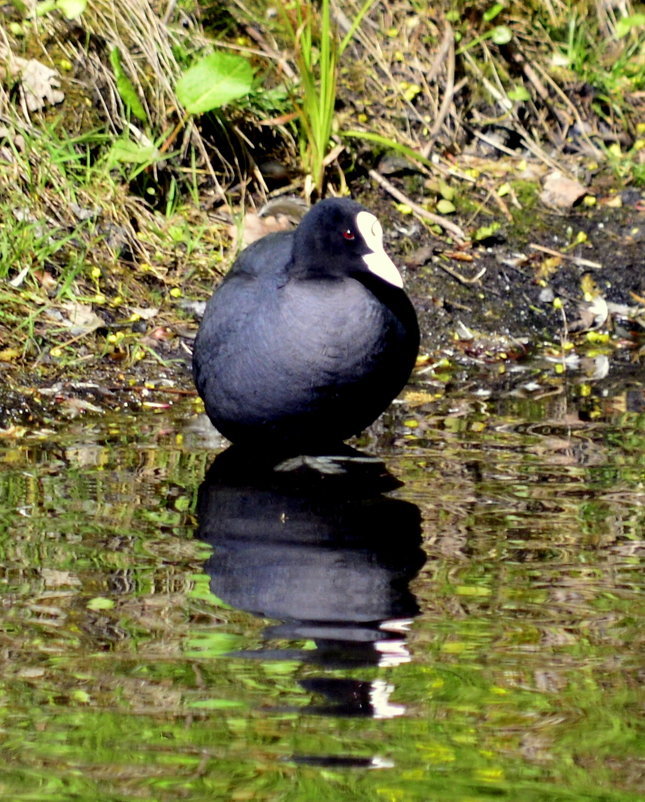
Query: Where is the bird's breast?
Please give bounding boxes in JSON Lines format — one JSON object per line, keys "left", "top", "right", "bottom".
{"left": 271, "top": 279, "right": 386, "bottom": 374}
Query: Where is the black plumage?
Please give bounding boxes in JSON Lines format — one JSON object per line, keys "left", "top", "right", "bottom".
{"left": 192, "top": 197, "right": 418, "bottom": 450}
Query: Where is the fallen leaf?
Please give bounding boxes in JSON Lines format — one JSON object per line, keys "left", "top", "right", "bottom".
{"left": 406, "top": 245, "right": 433, "bottom": 267}
{"left": 0, "top": 425, "right": 28, "bottom": 438}
{"left": 578, "top": 355, "right": 610, "bottom": 380}
{"left": 33, "top": 270, "right": 57, "bottom": 294}
{"left": 540, "top": 171, "right": 588, "bottom": 208}
{"left": 129, "top": 306, "right": 159, "bottom": 320}
{"left": 445, "top": 251, "right": 474, "bottom": 262}
{"left": 233, "top": 212, "right": 297, "bottom": 246}
{"left": 59, "top": 397, "right": 104, "bottom": 416}
{"left": 570, "top": 296, "right": 609, "bottom": 331}
{"left": 231, "top": 197, "right": 308, "bottom": 246}
{"left": 148, "top": 326, "right": 174, "bottom": 341}
{"left": 8, "top": 265, "right": 30, "bottom": 288}
{"left": 62, "top": 302, "right": 105, "bottom": 335}
{"left": 3, "top": 53, "right": 65, "bottom": 111}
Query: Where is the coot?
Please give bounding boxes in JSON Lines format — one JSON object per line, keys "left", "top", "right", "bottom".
{"left": 192, "top": 197, "right": 419, "bottom": 450}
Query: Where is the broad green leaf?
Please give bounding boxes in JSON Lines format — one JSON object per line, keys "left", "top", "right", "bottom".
{"left": 174, "top": 495, "right": 190, "bottom": 511}
{"left": 86, "top": 596, "right": 114, "bottom": 611}
{"left": 35, "top": 0, "right": 86, "bottom": 18}
{"left": 439, "top": 181, "right": 456, "bottom": 201}
{"left": 57, "top": 0, "right": 86, "bottom": 18}
{"left": 34, "top": 0, "right": 57, "bottom": 15}
{"left": 110, "top": 47, "right": 147, "bottom": 123}
{"left": 107, "top": 139, "right": 160, "bottom": 166}
{"left": 185, "top": 631, "right": 243, "bottom": 658}
{"left": 436, "top": 199, "right": 456, "bottom": 215}
{"left": 176, "top": 52, "right": 253, "bottom": 114}
{"left": 474, "top": 221, "right": 501, "bottom": 240}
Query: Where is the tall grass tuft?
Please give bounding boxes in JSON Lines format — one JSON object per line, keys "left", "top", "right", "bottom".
{"left": 278, "top": 0, "right": 376, "bottom": 196}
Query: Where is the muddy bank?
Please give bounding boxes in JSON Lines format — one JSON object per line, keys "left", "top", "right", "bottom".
{"left": 1, "top": 190, "right": 643, "bottom": 433}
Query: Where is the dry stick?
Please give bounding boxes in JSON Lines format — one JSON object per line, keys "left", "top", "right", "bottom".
{"left": 162, "top": 0, "right": 177, "bottom": 24}
{"left": 426, "top": 22, "right": 454, "bottom": 85}
{"left": 529, "top": 243, "right": 602, "bottom": 269}
{"left": 423, "top": 26, "right": 456, "bottom": 147}
{"left": 469, "top": 128, "right": 519, "bottom": 157}
{"left": 438, "top": 263, "right": 487, "bottom": 286}
{"left": 242, "top": 25, "right": 297, "bottom": 80}
{"left": 368, "top": 169, "right": 467, "bottom": 242}
{"left": 415, "top": 23, "right": 455, "bottom": 148}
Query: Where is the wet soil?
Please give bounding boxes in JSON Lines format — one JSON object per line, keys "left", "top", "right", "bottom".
{"left": 368, "top": 186, "right": 645, "bottom": 349}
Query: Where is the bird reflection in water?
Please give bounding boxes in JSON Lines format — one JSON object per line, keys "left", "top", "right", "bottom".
{"left": 196, "top": 445, "right": 425, "bottom": 767}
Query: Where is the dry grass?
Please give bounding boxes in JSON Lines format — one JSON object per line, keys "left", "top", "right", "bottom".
{"left": 333, "top": 0, "right": 643, "bottom": 162}
{"left": 0, "top": 0, "right": 642, "bottom": 369}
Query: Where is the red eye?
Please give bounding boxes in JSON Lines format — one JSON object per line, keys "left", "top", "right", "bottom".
{"left": 342, "top": 229, "right": 355, "bottom": 240}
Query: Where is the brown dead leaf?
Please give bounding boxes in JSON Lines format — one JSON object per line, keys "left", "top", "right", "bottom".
{"left": 59, "top": 397, "right": 104, "bottom": 417}
{"left": 406, "top": 245, "right": 434, "bottom": 267}
{"left": 540, "top": 171, "right": 589, "bottom": 209}
{"left": 233, "top": 212, "right": 297, "bottom": 246}
{"left": 230, "top": 197, "right": 308, "bottom": 247}
{"left": 445, "top": 251, "right": 474, "bottom": 262}
{"left": 62, "top": 302, "right": 105, "bottom": 335}
{"left": 147, "top": 326, "right": 175, "bottom": 341}
{"left": 0, "top": 425, "right": 28, "bottom": 438}
{"left": 33, "top": 270, "right": 57, "bottom": 294}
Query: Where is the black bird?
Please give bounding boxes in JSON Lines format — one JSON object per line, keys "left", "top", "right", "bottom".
{"left": 192, "top": 197, "right": 419, "bottom": 451}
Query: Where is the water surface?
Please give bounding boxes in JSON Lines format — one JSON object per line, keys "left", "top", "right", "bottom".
{"left": 0, "top": 378, "right": 642, "bottom": 801}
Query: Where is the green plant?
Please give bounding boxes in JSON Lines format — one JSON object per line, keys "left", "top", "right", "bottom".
{"left": 552, "top": 9, "right": 644, "bottom": 97}
{"left": 106, "top": 50, "right": 254, "bottom": 179}
{"left": 602, "top": 140, "right": 645, "bottom": 185}
{"left": 175, "top": 51, "right": 254, "bottom": 115}
{"left": 276, "top": 0, "right": 376, "bottom": 196}
{"left": 34, "top": 0, "right": 86, "bottom": 19}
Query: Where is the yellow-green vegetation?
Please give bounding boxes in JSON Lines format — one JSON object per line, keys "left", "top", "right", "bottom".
{"left": 0, "top": 0, "right": 643, "bottom": 372}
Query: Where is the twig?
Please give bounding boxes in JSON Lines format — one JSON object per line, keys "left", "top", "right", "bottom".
{"left": 421, "top": 24, "right": 455, "bottom": 146}
{"left": 468, "top": 128, "right": 518, "bottom": 158}
{"left": 368, "top": 169, "right": 467, "bottom": 241}
{"left": 438, "top": 263, "right": 487, "bottom": 285}
{"left": 529, "top": 243, "right": 602, "bottom": 269}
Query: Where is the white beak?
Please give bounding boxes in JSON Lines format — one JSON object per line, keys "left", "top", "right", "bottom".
{"left": 356, "top": 211, "right": 404, "bottom": 289}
